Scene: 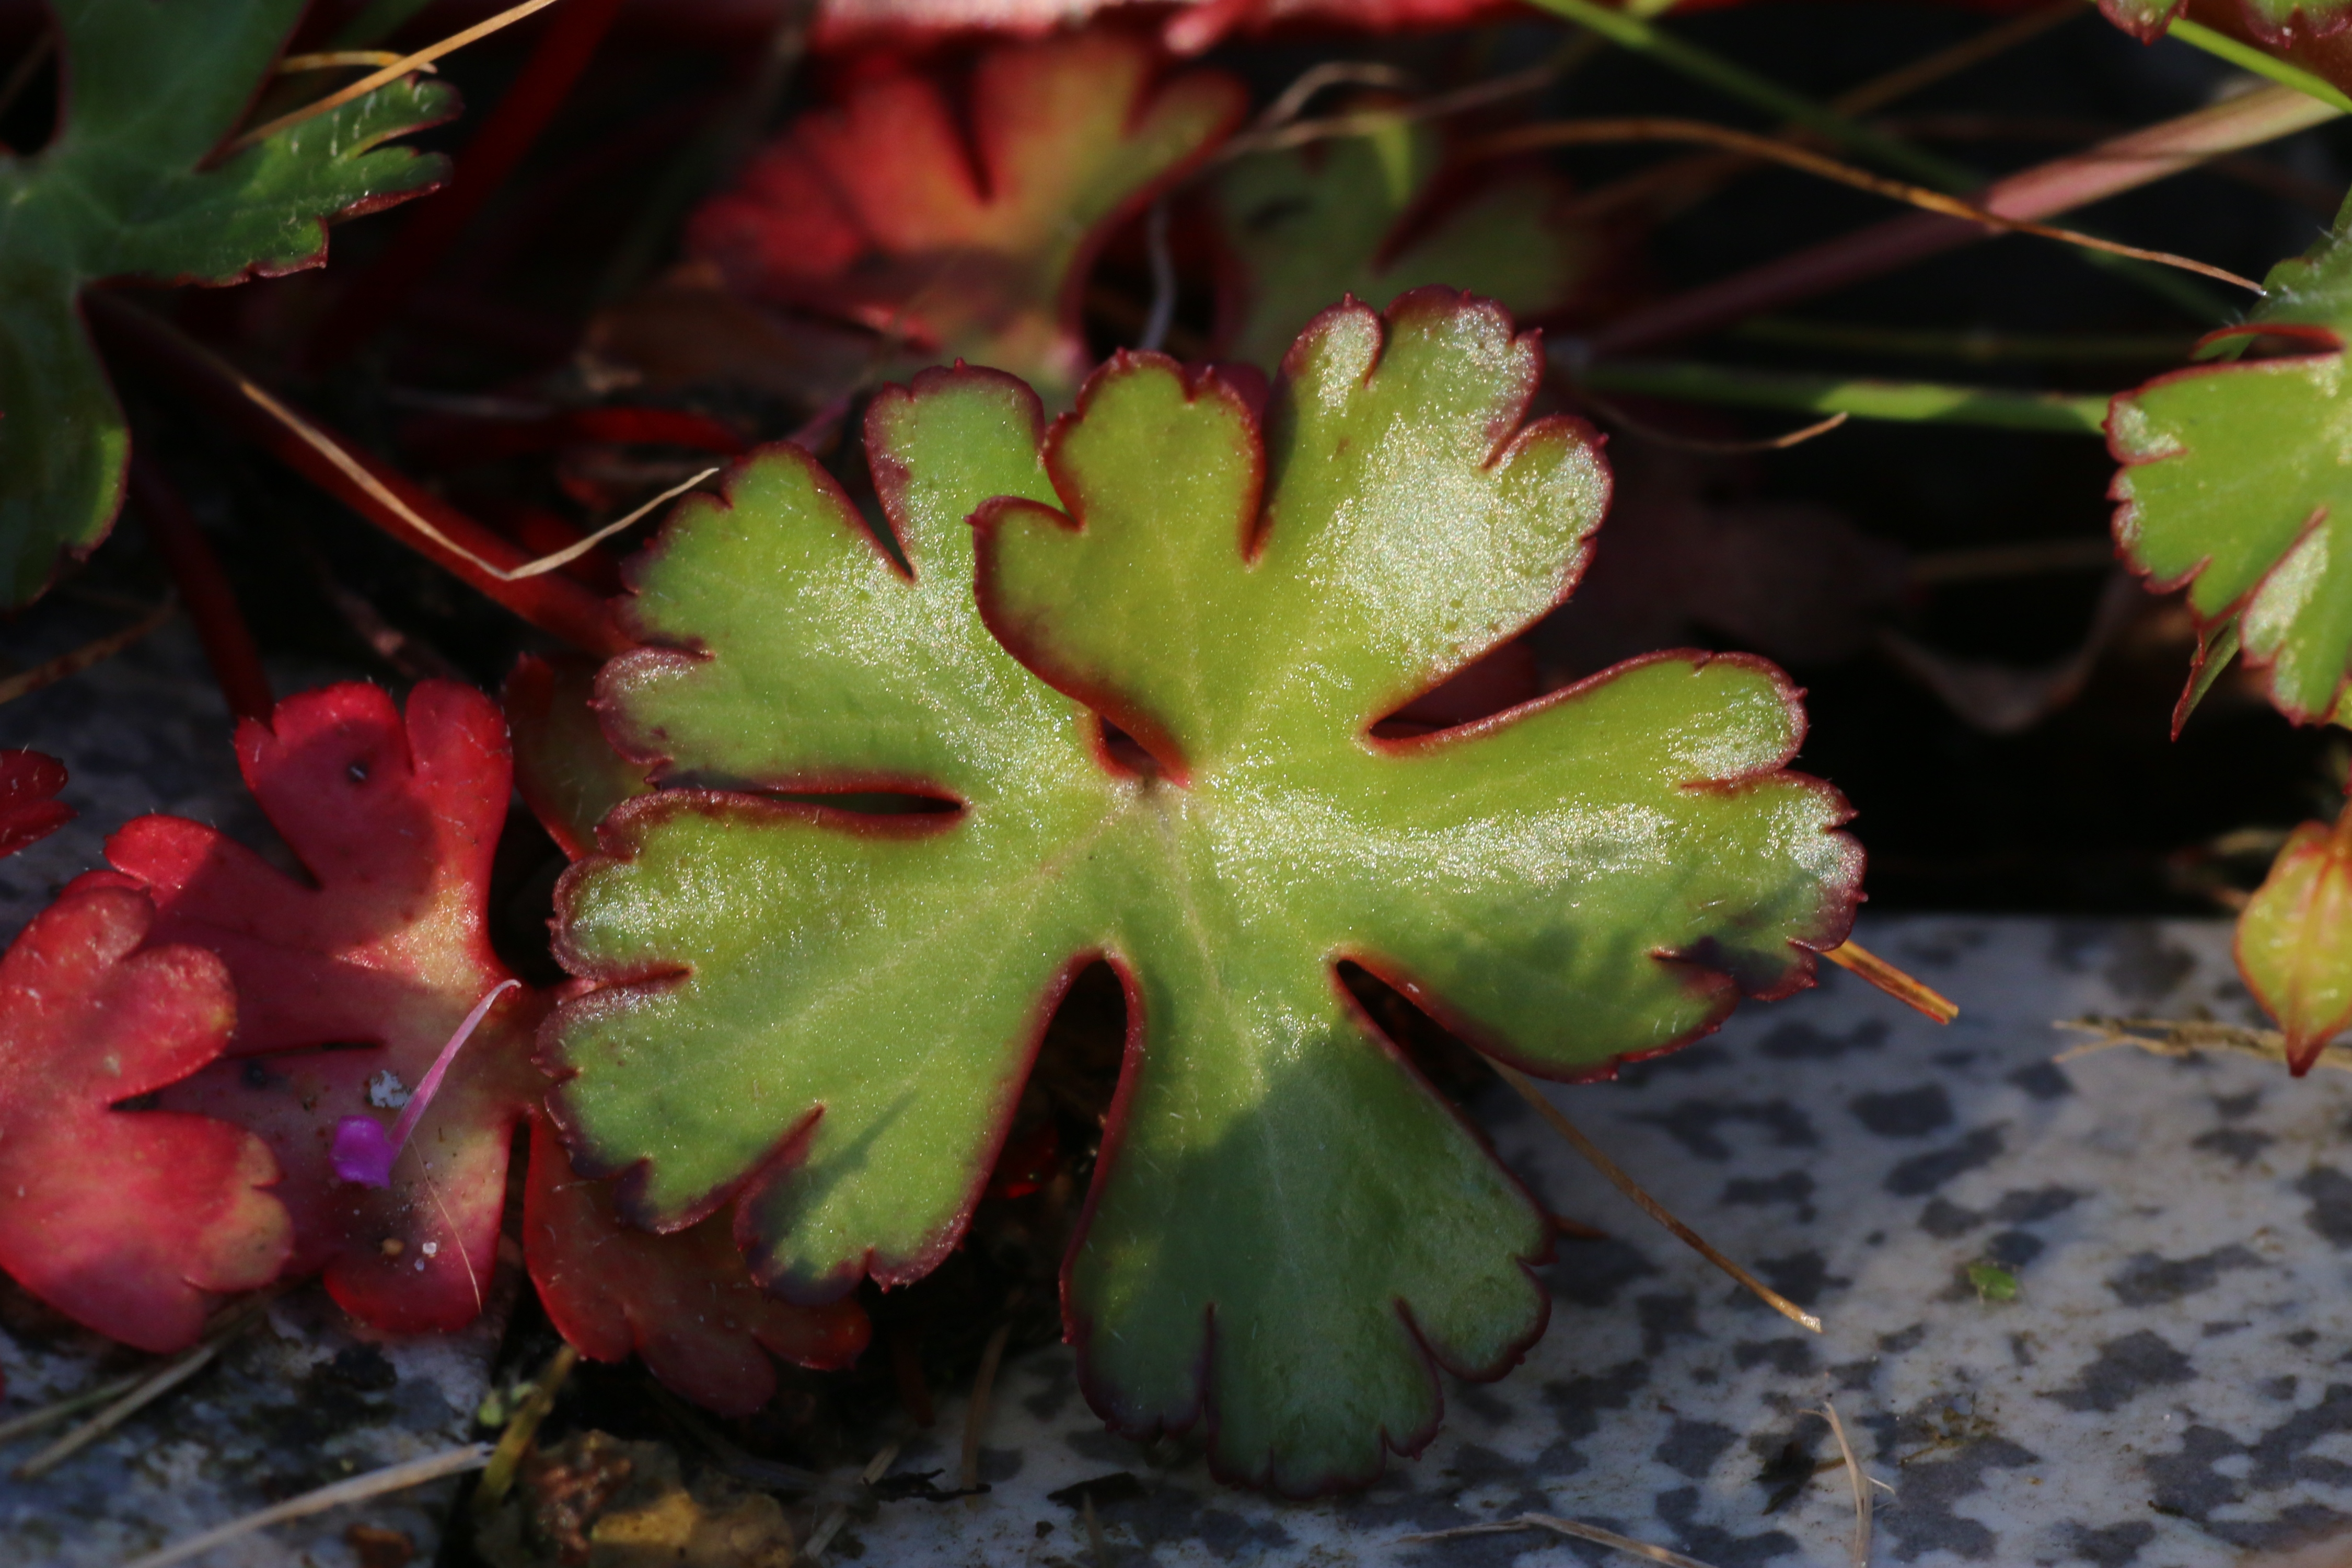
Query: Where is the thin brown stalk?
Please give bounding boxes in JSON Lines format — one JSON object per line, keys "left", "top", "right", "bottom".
{"left": 1567, "top": 2, "right": 2082, "bottom": 220}
{"left": 1404, "top": 1512, "right": 1720, "bottom": 1568}
{"left": 1587, "top": 85, "right": 2337, "bottom": 358}
{"left": 1250, "top": 60, "right": 1415, "bottom": 132}
{"left": 0, "top": 1369, "right": 148, "bottom": 1447}
{"left": 959, "top": 1319, "right": 1015, "bottom": 1510}
{"left": 228, "top": 0, "right": 566, "bottom": 153}
{"left": 1816, "top": 1397, "right": 1871, "bottom": 1568}
{"left": 118, "top": 1443, "right": 493, "bottom": 1568}
{"left": 1471, "top": 118, "right": 2259, "bottom": 294}
{"left": 2057, "top": 1015, "right": 2352, "bottom": 1073}
{"left": 1583, "top": 388, "right": 1850, "bottom": 453}
{"left": 17, "top": 1294, "right": 274, "bottom": 1478}
{"left": 1823, "top": 939, "right": 1960, "bottom": 1024}
{"left": 0, "top": 596, "right": 175, "bottom": 708}
{"left": 276, "top": 50, "right": 429, "bottom": 74}
{"left": 237, "top": 373, "right": 715, "bottom": 584}
{"left": 1549, "top": 1211, "right": 1610, "bottom": 1240}
{"left": 1837, "top": 2, "right": 2082, "bottom": 119}
{"left": 1084, "top": 1492, "right": 1113, "bottom": 1567}
{"left": 1218, "top": 50, "right": 1577, "bottom": 160}
{"left": 1489, "top": 1060, "right": 1822, "bottom": 1333}
{"left": 472, "top": 1342, "right": 578, "bottom": 1513}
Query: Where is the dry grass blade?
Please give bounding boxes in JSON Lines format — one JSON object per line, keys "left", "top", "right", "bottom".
{"left": 1470, "top": 117, "right": 2261, "bottom": 293}
{"left": 806, "top": 1439, "right": 902, "bottom": 1561}
{"left": 959, "top": 1319, "right": 1015, "bottom": 1509}
{"left": 17, "top": 1292, "right": 274, "bottom": 1479}
{"left": 1822, "top": 938, "right": 1960, "bottom": 1024}
{"left": 115, "top": 1443, "right": 493, "bottom": 1568}
{"left": 234, "top": 374, "right": 715, "bottom": 582}
{"left": 1489, "top": 1060, "right": 1823, "bottom": 1333}
{"left": 1403, "top": 1512, "right": 1720, "bottom": 1567}
{"left": 1816, "top": 1396, "right": 1872, "bottom": 1567}
{"left": 0, "top": 1369, "right": 150, "bottom": 1448}
{"left": 276, "top": 50, "right": 431, "bottom": 74}
{"left": 0, "top": 595, "right": 176, "bottom": 707}
{"left": 2057, "top": 1014, "right": 2352, "bottom": 1073}
{"left": 472, "top": 1342, "right": 578, "bottom": 1513}
{"left": 228, "top": 0, "right": 566, "bottom": 153}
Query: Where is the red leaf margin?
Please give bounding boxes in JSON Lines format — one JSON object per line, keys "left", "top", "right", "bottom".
{"left": 0, "top": 884, "right": 291, "bottom": 1352}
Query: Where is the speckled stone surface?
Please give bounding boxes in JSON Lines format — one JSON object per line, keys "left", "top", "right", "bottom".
{"left": 0, "top": 614, "right": 513, "bottom": 1568}
{"left": 845, "top": 916, "right": 2352, "bottom": 1567}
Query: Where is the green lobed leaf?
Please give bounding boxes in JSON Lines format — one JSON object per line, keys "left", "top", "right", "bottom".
{"left": 552, "top": 293, "right": 1860, "bottom": 1493}
{"left": 0, "top": 0, "right": 454, "bottom": 605}
{"left": 2110, "top": 189, "right": 2352, "bottom": 724}
{"left": 1210, "top": 119, "right": 1603, "bottom": 370}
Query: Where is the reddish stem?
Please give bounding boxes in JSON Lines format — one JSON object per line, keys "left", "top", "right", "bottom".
{"left": 1586, "top": 85, "right": 2339, "bottom": 358}
{"left": 91, "top": 293, "right": 627, "bottom": 657}
{"left": 126, "top": 456, "right": 274, "bottom": 723}
{"left": 305, "top": 0, "right": 629, "bottom": 371}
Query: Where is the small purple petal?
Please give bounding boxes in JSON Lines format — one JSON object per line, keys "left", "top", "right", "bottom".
{"left": 332, "top": 1116, "right": 397, "bottom": 1188}
{"left": 331, "top": 978, "right": 520, "bottom": 1189}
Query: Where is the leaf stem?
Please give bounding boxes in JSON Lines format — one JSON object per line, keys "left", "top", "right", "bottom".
{"left": 1734, "top": 318, "right": 2196, "bottom": 365}
{"left": 1488, "top": 1060, "right": 1823, "bottom": 1333}
{"left": 1571, "top": 358, "right": 2114, "bottom": 436}
{"left": 1523, "top": 0, "right": 1967, "bottom": 187}
{"left": 1473, "top": 117, "right": 2257, "bottom": 293}
{"left": 473, "top": 1342, "right": 579, "bottom": 1513}
{"left": 88, "top": 294, "right": 628, "bottom": 656}
{"left": 2168, "top": 19, "right": 2352, "bottom": 115}
{"left": 1822, "top": 939, "right": 1960, "bottom": 1023}
{"left": 0, "top": 595, "right": 175, "bottom": 708}
{"left": 1581, "top": 84, "right": 2339, "bottom": 356}
{"left": 128, "top": 457, "right": 273, "bottom": 723}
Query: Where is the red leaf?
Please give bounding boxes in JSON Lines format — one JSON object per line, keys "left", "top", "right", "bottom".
{"left": 95, "top": 679, "right": 869, "bottom": 1402}
{"left": 525, "top": 1121, "right": 871, "bottom": 1416}
{"left": 686, "top": 30, "right": 1244, "bottom": 399}
{"left": 0, "top": 750, "right": 73, "bottom": 858}
{"left": 101, "top": 682, "right": 542, "bottom": 1332}
{"left": 0, "top": 885, "right": 290, "bottom": 1352}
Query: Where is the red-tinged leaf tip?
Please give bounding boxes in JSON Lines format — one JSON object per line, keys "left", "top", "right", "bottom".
{"left": 524, "top": 1120, "right": 870, "bottom": 1416}
{"left": 0, "top": 749, "right": 72, "bottom": 858}
{"left": 2237, "top": 817, "right": 2352, "bottom": 1075}
{"left": 0, "top": 885, "right": 292, "bottom": 1352}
